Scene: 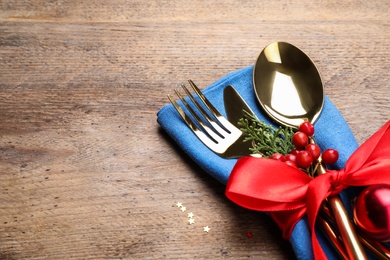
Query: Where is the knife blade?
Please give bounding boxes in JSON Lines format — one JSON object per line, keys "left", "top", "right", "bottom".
{"left": 223, "top": 85, "right": 257, "bottom": 127}
{"left": 222, "top": 85, "right": 262, "bottom": 158}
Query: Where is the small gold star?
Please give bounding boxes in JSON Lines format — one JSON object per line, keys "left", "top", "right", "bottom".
{"left": 188, "top": 218, "right": 195, "bottom": 225}
{"left": 187, "top": 212, "right": 194, "bottom": 218}
{"left": 176, "top": 202, "right": 183, "bottom": 208}
{"left": 203, "top": 226, "right": 210, "bottom": 233}
{"left": 180, "top": 206, "right": 186, "bottom": 212}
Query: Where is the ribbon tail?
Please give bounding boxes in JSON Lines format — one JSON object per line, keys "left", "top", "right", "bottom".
{"left": 307, "top": 175, "right": 334, "bottom": 260}
{"left": 312, "top": 234, "right": 328, "bottom": 260}
{"left": 270, "top": 208, "right": 307, "bottom": 239}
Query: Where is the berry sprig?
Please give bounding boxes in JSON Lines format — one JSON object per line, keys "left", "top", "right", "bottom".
{"left": 268, "top": 122, "right": 339, "bottom": 176}
{"left": 239, "top": 114, "right": 339, "bottom": 176}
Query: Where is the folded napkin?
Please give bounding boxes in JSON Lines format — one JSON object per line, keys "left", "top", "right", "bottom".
{"left": 157, "top": 66, "right": 360, "bottom": 259}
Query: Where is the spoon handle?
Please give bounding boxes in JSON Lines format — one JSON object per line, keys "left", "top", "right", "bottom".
{"left": 317, "top": 164, "right": 367, "bottom": 260}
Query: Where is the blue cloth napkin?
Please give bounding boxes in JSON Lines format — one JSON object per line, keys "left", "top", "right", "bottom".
{"left": 157, "top": 66, "right": 360, "bottom": 259}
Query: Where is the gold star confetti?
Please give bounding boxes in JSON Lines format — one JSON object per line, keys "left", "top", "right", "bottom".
{"left": 203, "top": 226, "right": 210, "bottom": 233}
{"left": 173, "top": 201, "right": 211, "bottom": 232}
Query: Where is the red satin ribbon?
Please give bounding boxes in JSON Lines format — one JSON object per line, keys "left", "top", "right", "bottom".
{"left": 226, "top": 120, "right": 390, "bottom": 260}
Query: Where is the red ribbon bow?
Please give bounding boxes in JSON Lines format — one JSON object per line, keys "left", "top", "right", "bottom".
{"left": 226, "top": 120, "right": 390, "bottom": 259}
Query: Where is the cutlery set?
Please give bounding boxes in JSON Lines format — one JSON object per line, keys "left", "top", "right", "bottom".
{"left": 166, "top": 42, "right": 389, "bottom": 259}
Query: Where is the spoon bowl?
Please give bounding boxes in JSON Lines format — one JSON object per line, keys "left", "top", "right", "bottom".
{"left": 253, "top": 41, "right": 324, "bottom": 128}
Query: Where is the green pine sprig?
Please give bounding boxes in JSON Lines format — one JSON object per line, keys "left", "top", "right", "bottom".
{"left": 238, "top": 110, "right": 295, "bottom": 157}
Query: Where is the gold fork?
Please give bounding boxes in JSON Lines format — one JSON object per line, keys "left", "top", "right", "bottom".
{"left": 168, "top": 80, "right": 252, "bottom": 158}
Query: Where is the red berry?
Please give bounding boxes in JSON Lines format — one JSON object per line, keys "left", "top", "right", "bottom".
{"left": 292, "top": 132, "right": 309, "bottom": 149}
{"left": 285, "top": 160, "right": 298, "bottom": 168}
{"left": 296, "top": 150, "right": 313, "bottom": 168}
{"left": 269, "top": 153, "right": 286, "bottom": 162}
{"left": 322, "top": 149, "right": 339, "bottom": 165}
{"left": 299, "top": 122, "right": 315, "bottom": 136}
{"left": 285, "top": 154, "right": 296, "bottom": 163}
{"left": 291, "top": 148, "right": 300, "bottom": 156}
{"left": 305, "top": 144, "right": 321, "bottom": 160}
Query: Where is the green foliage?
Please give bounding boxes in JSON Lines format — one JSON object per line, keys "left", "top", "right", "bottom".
{"left": 238, "top": 110, "right": 295, "bottom": 157}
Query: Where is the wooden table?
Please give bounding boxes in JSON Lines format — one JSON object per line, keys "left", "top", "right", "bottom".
{"left": 0, "top": 1, "right": 389, "bottom": 259}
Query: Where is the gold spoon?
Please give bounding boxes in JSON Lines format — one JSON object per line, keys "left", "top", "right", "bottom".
{"left": 253, "top": 41, "right": 366, "bottom": 259}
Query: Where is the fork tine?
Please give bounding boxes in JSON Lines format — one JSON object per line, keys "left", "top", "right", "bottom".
{"left": 188, "top": 79, "right": 222, "bottom": 118}
{"left": 174, "top": 89, "right": 222, "bottom": 142}
{"left": 168, "top": 94, "right": 220, "bottom": 150}
{"left": 188, "top": 80, "right": 237, "bottom": 134}
{"left": 181, "top": 84, "right": 228, "bottom": 138}
{"left": 167, "top": 94, "right": 199, "bottom": 133}
{"left": 181, "top": 84, "right": 214, "bottom": 122}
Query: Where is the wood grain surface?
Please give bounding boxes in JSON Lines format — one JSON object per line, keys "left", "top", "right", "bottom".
{"left": 0, "top": 1, "right": 389, "bottom": 259}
